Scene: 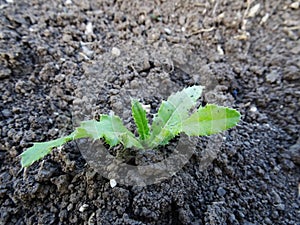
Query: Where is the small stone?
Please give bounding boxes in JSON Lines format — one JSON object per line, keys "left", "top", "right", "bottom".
{"left": 79, "top": 204, "right": 89, "bottom": 212}
{"left": 147, "top": 28, "right": 160, "bottom": 43}
{"left": 67, "top": 203, "right": 73, "bottom": 211}
{"left": 264, "top": 218, "right": 272, "bottom": 225}
{"left": 214, "top": 167, "right": 222, "bottom": 175}
{"left": 217, "top": 187, "right": 226, "bottom": 196}
{"left": 229, "top": 214, "right": 237, "bottom": 223}
{"left": 82, "top": 46, "right": 94, "bottom": 57}
{"left": 85, "top": 22, "right": 93, "bottom": 35}
{"left": 281, "top": 159, "right": 295, "bottom": 170}
{"left": 290, "top": 2, "right": 299, "bottom": 9}
{"left": 271, "top": 190, "right": 282, "bottom": 204}
{"left": 111, "top": 47, "right": 121, "bottom": 57}
{"left": 266, "top": 70, "right": 281, "bottom": 83}
{"left": 179, "top": 16, "right": 186, "bottom": 25}
{"left": 275, "top": 203, "right": 285, "bottom": 211}
{"left": 55, "top": 74, "right": 65, "bottom": 82}
{"left": 50, "top": 175, "right": 69, "bottom": 194}
{"left": 286, "top": 140, "right": 300, "bottom": 165}
{"left": 260, "top": 13, "right": 269, "bottom": 25}
{"left": 138, "top": 14, "right": 146, "bottom": 24}
{"left": 250, "top": 106, "right": 257, "bottom": 112}
{"left": 0, "top": 68, "right": 11, "bottom": 79}
{"left": 65, "top": 0, "right": 72, "bottom": 5}
{"left": 62, "top": 34, "right": 72, "bottom": 42}
{"left": 130, "top": 80, "right": 139, "bottom": 89}
{"left": 217, "top": 44, "right": 224, "bottom": 55}
{"left": 164, "top": 28, "right": 172, "bottom": 35}
{"left": 142, "top": 104, "right": 151, "bottom": 113}
{"left": 247, "top": 3, "right": 260, "bottom": 18}
{"left": 1, "top": 109, "right": 12, "bottom": 118}
{"left": 110, "top": 179, "right": 117, "bottom": 188}
{"left": 234, "top": 32, "right": 249, "bottom": 41}
{"left": 283, "top": 65, "right": 299, "bottom": 81}
{"left": 111, "top": 101, "right": 123, "bottom": 112}
{"left": 271, "top": 210, "right": 279, "bottom": 219}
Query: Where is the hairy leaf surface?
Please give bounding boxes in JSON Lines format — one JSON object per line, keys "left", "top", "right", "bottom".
{"left": 21, "top": 135, "right": 74, "bottom": 167}
{"left": 20, "top": 85, "right": 241, "bottom": 168}
{"left": 99, "top": 115, "right": 142, "bottom": 148}
{"left": 21, "top": 115, "right": 142, "bottom": 167}
{"left": 148, "top": 86, "right": 203, "bottom": 148}
{"left": 182, "top": 104, "right": 241, "bottom": 136}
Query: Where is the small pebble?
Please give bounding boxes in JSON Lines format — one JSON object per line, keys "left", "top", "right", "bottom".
{"left": 217, "top": 187, "right": 226, "bottom": 196}
{"left": 250, "top": 106, "right": 257, "bottom": 112}
{"left": 0, "top": 68, "right": 11, "bottom": 79}
{"left": 110, "top": 179, "right": 117, "bottom": 188}
{"left": 217, "top": 45, "right": 224, "bottom": 55}
{"left": 290, "top": 2, "right": 299, "bottom": 9}
{"left": 275, "top": 203, "right": 285, "bottom": 211}
{"left": 164, "top": 28, "right": 172, "bottom": 35}
{"left": 264, "top": 218, "right": 272, "bottom": 225}
{"left": 85, "top": 22, "right": 93, "bottom": 35}
{"left": 62, "top": 34, "right": 72, "bottom": 42}
{"left": 111, "top": 47, "right": 121, "bottom": 57}
{"left": 1, "top": 109, "right": 12, "bottom": 118}
{"left": 141, "top": 104, "right": 151, "bottom": 113}
{"left": 247, "top": 3, "right": 260, "bottom": 18}
{"left": 179, "top": 16, "right": 185, "bottom": 25}
{"left": 266, "top": 70, "right": 281, "bottom": 83}
{"left": 79, "top": 204, "right": 89, "bottom": 212}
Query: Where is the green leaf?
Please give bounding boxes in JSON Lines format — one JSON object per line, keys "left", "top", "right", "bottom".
{"left": 98, "top": 114, "right": 142, "bottom": 148}
{"left": 20, "top": 85, "right": 241, "bottom": 168}
{"left": 21, "top": 135, "right": 73, "bottom": 167}
{"left": 148, "top": 86, "right": 204, "bottom": 148}
{"left": 73, "top": 120, "right": 103, "bottom": 139}
{"left": 131, "top": 99, "right": 150, "bottom": 141}
{"left": 182, "top": 104, "right": 241, "bottom": 136}
{"left": 20, "top": 115, "right": 142, "bottom": 167}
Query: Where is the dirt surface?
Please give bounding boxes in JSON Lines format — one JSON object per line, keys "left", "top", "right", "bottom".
{"left": 1, "top": 0, "right": 300, "bottom": 224}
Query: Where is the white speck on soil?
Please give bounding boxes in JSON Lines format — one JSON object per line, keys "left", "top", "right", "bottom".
{"left": 290, "top": 2, "right": 299, "bottom": 9}
{"left": 260, "top": 13, "right": 270, "bottom": 25}
{"left": 250, "top": 106, "right": 257, "bottom": 112}
{"left": 65, "top": 0, "right": 72, "bottom": 5}
{"left": 164, "top": 28, "right": 172, "bottom": 35}
{"left": 110, "top": 179, "right": 117, "bottom": 188}
{"left": 142, "top": 104, "right": 151, "bottom": 113}
{"left": 79, "top": 204, "right": 89, "bottom": 212}
{"left": 217, "top": 44, "right": 224, "bottom": 55}
{"left": 85, "top": 22, "right": 94, "bottom": 35}
{"left": 111, "top": 47, "right": 121, "bottom": 56}
{"left": 247, "top": 3, "right": 260, "bottom": 18}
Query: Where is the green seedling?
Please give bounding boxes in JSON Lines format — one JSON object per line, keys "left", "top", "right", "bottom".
{"left": 20, "top": 86, "right": 241, "bottom": 167}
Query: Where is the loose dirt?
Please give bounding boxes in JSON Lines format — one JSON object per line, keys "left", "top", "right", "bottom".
{"left": 0, "top": 0, "right": 299, "bottom": 224}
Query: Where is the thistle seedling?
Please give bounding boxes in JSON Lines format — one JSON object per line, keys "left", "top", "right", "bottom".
{"left": 20, "top": 86, "right": 241, "bottom": 167}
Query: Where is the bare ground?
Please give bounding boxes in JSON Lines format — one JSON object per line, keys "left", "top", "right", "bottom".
{"left": 0, "top": 0, "right": 299, "bottom": 224}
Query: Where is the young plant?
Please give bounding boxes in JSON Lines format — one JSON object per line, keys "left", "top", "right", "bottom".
{"left": 20, "top": 86, "right": 241, "bottom": 167}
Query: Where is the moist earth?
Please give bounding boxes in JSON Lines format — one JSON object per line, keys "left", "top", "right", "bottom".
{"left": 0, "top": 0, "right": 299, "bottom": 224}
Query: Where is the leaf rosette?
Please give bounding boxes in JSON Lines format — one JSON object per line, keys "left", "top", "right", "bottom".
{"left": 21, "top": 85, "right": 241, "bottom": 183}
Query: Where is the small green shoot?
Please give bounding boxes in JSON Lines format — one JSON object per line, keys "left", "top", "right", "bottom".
{"left": 20, "top": 86, "right": 241, "bottom": 167}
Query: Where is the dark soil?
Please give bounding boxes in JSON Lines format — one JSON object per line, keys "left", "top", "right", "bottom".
{"left": 1, "top": 0, "right": 299, "bottom": 224}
